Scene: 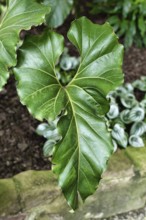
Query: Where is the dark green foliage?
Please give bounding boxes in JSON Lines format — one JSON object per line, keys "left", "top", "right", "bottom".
{"left": 14, "top": 17, "right": 123, "bottom": 209}
{"left": 90, "top": 0, "right": 146, "bottom": 48}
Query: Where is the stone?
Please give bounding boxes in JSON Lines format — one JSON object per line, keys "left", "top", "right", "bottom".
{"left": 0, "top": 179, "right": 20, "bottom": 216}
{"left": 0, "top": 145, "right": 146, "bottom": 219}
{"left": 13, "top": 170, "right": 61, "bottom": 211}
{"left": 125, "top": 146, "right": 146, "bottom": 177}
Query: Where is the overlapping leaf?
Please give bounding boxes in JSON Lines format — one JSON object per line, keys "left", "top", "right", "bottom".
{"left": 14, "top": 17, "right": 124, "bottom": 209}
{"left": 44, "top": 0, "right": 73, "bottom": 28}
{"left": 0, "top": 0, "right": 50, "bottom": 90}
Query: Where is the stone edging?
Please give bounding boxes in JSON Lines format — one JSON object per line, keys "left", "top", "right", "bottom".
{"left": 0, "top": 146, "right": 146, "bottom": 220}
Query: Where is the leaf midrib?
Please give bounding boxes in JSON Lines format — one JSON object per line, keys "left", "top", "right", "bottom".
{"left": 65, "top": 88, "right": 81, "bottom": 190}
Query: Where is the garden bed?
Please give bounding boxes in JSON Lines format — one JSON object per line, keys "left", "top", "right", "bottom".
{"left": 0, "top": 44, "right": 146, "bottom": 179}
{"left": 0, "top": 1, "right": 146, "bottom": 219}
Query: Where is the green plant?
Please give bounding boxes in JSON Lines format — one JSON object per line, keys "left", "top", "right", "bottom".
{"left": 13, "top": 17, "right": 123, "bottom": 209}
{"left": 107, "top": 76, "right": 146, "bottom": 150}
{"left": 0, "top": 0, "right": 124, "bottom": 210}
{"left": 36, "top": 48, "right": 80, "bottom": 156}
{"left": 90, "top": 0, "right": 146, "bottom": 48}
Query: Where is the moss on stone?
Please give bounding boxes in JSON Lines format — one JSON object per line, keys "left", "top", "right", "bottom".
{"left": 102, "top": 149, "right": 134, "bottom": 181}
{"left": 108, "top": 149, "right": 133, "bottom": 172}
{"left": 13, "top": 170, "right": 59, "bottom": 210}
{"left": 125, "top": 144, "right": 146, "bottom": 177}
{"left": 0, "top": 178, "right": 20, "bottom": 215}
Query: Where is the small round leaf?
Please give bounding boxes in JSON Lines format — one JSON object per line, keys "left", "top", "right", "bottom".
{"left": 111, "top": 124, "right": 128, "bottom": 148}
{"left": 129, "top": 135, "right": 144, "bottom": 148}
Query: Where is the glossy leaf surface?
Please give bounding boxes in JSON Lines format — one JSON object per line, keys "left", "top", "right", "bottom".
{"left": 0, "top": 0, "right": 50, "bottom": 90}
{"left": 14, "top": 17, "right": 123, "bottom": 209}
{"left": 44, "top": 0, "right": 73, "bottom": 28}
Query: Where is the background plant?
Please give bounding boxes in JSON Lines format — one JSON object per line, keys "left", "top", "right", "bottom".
{"left": 89, "top": 0, "right": 146, "bottom": 48}
{"left": 0, "top": 0, "right": 50, "bottom": 90}
{"left": 107, "top": 76, "right": 146, "bottom": 150}
{"left": 44, "top": 0, "right": 73, "bottom": 28}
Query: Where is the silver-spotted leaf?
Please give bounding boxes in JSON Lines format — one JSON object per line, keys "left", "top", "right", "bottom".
{"left": 14, "top": 17, "right": 123, "bottom": 210}
{"left": 130, "top": 121, "right": 146, "bottom": 136}
{"left": 107, "top": 103, "right": 119, "bottom": 119}
{"left": 43, "top": 139, "right": 56, "bottom": 157}
{"left": 132, "top": 79, "right": 146, "bottom": 91}
{"left": 36, "top": 123, "right": 51, "bottom": 137}
{"left": 121, "top": 93, "right": 137, "bottom": 108}
{"left": 129, "top": 106, "right": 145, "bottom": 122}
{"left": 0, "top": 0, "right": 50, "bottom": 90}
{"left": 111, "top": 124, "right": 128, "bottom": 148}
{"left": 116, "top": 86, "right": 127, "bottom": 97}
{"left": 129, "top": 135, "right": 144, "bottom": 148}
{"left": 36, "top": 121, "right": 61, "bottom": 140}
{"left": 120, "top": 109, "right": 131, "bottom": 124}
{"left": 140, "top": 99, "right": 146, "bottom": 112}
{"left": 112, "top": 139, "right": 118, "bottom": 152}
{"left": 60, "top": 55, "right": 80, "bottom": 71}
{"left": 124, "top": 83, "right": 134, "bottom": 92}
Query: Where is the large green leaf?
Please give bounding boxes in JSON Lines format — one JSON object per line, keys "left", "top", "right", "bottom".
{"left": 14, "top": 17, "right": 124, "bottom": 209}
{"left": 0, "top": 0, "right": 50, "bottom": 90}
{"left": 44, "top": 0, "right": 73, "bottom": 28}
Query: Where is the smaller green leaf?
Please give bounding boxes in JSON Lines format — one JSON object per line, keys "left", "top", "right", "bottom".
{"left": 108, "top": 15, "right": 120, "bottom": 32}
{"left": 60, "top": 57, "right": 72, "bottom": 71}
{"left": 36, "top": 123, "right": 51, "bottom": 137}
{"left": 140, "top": 99, "right": 146, "bottom": 112}
{"left": 116, "top": 86, "right": 127, "bottom": 97}
{"left": 44, "top": 0, "right": 73, "bottom": 28}
{"left": 112, "top": 140, "right": 118, "bottom": 152}
{"left": 138, "top": 16, "right": 146, "bottom": 37}
{"left": 129, "top": 135, "right": 144, "bottom": 148}
{"left": 130, "top": 121, "right": 146, "bottom": 136}
{"left": 43, "top": 139, "right": 56, "bottom": 157}
{"left": 36, "top": 122, "right": 55, "bottom": 137}
{"left": 123, "top": 0, "right": 132, "bottom": 18}
{"left": 107, "top": 103, "right": 119, "bottom": 119}
{"left": 107, "top": 90, "right": 117, "bottom": 100}
{"left": 121, "top": 93, "right": 137, "bottom": 108}
{"left": 124, "top": 83, "right": 134, "bottom": 92}
{"left": 112, "top": 117, "right": 125, "bottom": 128}
{"left": 120, "top": 109, "right": 131, "bottom": 124}
{"left": 60, "top": 56, "right": 80, "bottom": 71}
{"left": 132, "top": 79, "right": 146, "bottom": 91}
{"left": 129, "top": 106, "right": 145, "bottom": 122}
{"left": 141, "top": 76, "right": 146, "bottom": 81}
{"left": 124, "top": 21, "right": 136, "bottom": 48}
{"left": 37, "top": 120, "right": 62, "bottom": 157}
{"left": 36, "top": 120, "right": 61, "bottom": 140}
{"left": 111, "top": 124, "right": 128, "bottom": 148}
{"left": 118, "top": 20, "right": 128, "bottom": 37}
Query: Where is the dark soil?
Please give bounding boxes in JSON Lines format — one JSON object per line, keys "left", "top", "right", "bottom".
{"left": 124, "top": 47, "right": 146, "bottom": 82}
{"left": 0, "top": 77, "right": 51, "bottom": 178}
{"left": 0, "top": 14, "right": 146, "bottom": 179}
